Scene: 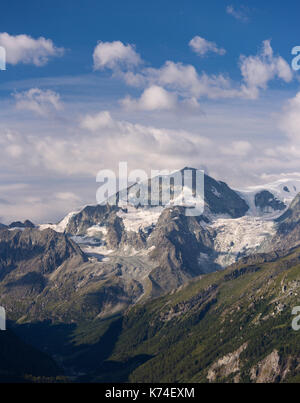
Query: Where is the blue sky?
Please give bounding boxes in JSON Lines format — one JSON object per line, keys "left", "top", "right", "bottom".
{"left": 0, "top": 0, "right": 300, "bottom": 223}
{"left": 0, "top": 0, "right": 298, "bottom": 80}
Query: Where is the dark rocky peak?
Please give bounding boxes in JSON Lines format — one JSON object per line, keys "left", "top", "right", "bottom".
{"left": 276, "top": 193, "right": 300, "bottom": 230}
{"left": 8, "top": 220, "right": 35, "bottom": 229}
{"left": 255, "top": 190, "right": 286, "bottom": 214}
{"left": 203, "top": 174, "right": 249, "bottom": 218}
{"left": 0, "top": 227, "right": 86, "bottom": 277}
{"left": 65, "top": 204, "right": 119, "bottom": 235}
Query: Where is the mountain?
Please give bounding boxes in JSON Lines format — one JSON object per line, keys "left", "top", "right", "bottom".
{"left": 8, "top": 220, "right": 35, "bottom": 229}
{"left": 269, "top": 194, "right": 300, "bottom": 252}
{"left": 237, "top": 176, "right": 300, "bottom": 216}
{"left": 9, "top": 243, "right": 300, "bottom": 383}
{"left": 0, "top": 227, "right": 87, "bottom": 321}
{"left": 2, "top": 169, "right": 300, "bottom": 383}
{"left": 3, "top": 169, "right": 295, "bottom": 323}
{"left": 84, "top": 245, "right": 300, "bottom": 383}
{"left": 32, "top": 170, "right": 251, "bottom": 299}
{"left": 0, "top": 226, "right": 150, "bottom": 324}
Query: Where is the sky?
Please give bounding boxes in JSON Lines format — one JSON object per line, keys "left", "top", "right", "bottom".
{"left": 1, "top": 0, "right": 300, "bottom": 223}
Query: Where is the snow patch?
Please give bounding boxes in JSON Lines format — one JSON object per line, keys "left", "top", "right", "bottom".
{"left": 117, "top": 206, "right": 163, "bottom": 233}
{"left": 211, "top": 216, "right": 276, "bottom": 267}
{"left": 39, "top": 210, "right": 79, "bottom": 233}
{"left": 236, "top": 177, "right": 300, "bottom": 217}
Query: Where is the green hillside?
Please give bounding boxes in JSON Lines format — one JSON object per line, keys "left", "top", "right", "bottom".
{"left": 83, "top": 246, "right": 300, "bottom": 383}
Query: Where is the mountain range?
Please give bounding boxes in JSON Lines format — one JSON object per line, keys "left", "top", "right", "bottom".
{"left": 1, "top": 169, "right": 300, "bottom": 383}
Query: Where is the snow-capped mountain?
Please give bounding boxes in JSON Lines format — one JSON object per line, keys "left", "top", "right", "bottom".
{"left": 236, "top": 176, "right": 300, "bottom": 216}
{"left": 33, "top": 171, "right": 300, "bottom": 301}
{"left": 2, "top": 169, "right": 300, "bottom": 321}
{"left": 37, "top": 172, "right": 300, "bottom": 274}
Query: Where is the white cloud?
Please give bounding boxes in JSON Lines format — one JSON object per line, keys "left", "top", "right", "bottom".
{"left": 0, "top": 32, "right": 64, "bottom": 66}
{"left": 279, "top": 92, "right": 300, "bottom": 144}
{"left": 222, "top": 141, "right": 253, "bottom": 156}
{"left": 14, "top": 88, "right": 63, "bottom": 116}
{"left": 0, "top": 37, "right": 296, "bottom": 223}
{"left": 119, "top": 41, "right": 291, "bottom": 102}
{"left": 0, "top": 95, "right": 292, "bottom": 223}
{"left": 80, "top": 110, "right": 114, "bottom": 131}
{"left": 259, "top": 92, "right": 300, "bottom": 168}
{"left": 226, "top": 5, "right": 249, "bottom": 22}
{"left": 189, "top": 36, "right": 226, "bottom": 56}
{"left": 93, "top": 40, "right": 142, "bottom": 71}
{"left": 121, "top": 85, "right": 178, "bottom": 111}
{"left": 55, "top": 192, "right": 81, "bottom": 202}
{"left": 240, "top": 40, "right": 293, "bottom": 99}
{"left": 0, "top": 186, "right": 84, "bottom": 225}
{"left": 0, "top": 111, "right": 212, "bottom": 177}
{"left": 120, "top": 85, "right": 203, "bottom": 112}
{"left": 128, "top": 61, "right": 240, "bottom": 100}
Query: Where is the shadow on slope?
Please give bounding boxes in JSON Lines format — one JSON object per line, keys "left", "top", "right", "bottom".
{"left": 12, "top": 316, "right": 152, "bottom": 382}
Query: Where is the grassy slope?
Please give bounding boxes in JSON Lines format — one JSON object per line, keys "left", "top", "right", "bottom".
{"left": 92, "top": 246, "right": 300, "bottom": 383}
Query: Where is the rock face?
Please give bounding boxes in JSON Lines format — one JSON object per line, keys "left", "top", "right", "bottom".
{"left": 65, "top": 205, "right": 119, "bottom": 235}
{"left": 250, "top": 350, "right": 296, "bottom": 383}
{"left": 147, "top": 207, "right": 219, "bottom": 294}
{"left": 270, "top": 194, "right": 300, "bottom": 251}
{"left": 255, "top": 190, "right": 286, "bottom": 214}
{"left": 207, "top": 343, "right": 248, "bottom": 383}
{"left": 276, "top": 193, "right": 300, "bottom": 230}
{"left": 8, "top": 220, "right": 35, "bottom": 229}
{"left": 203, "top": 174, "right": 249, "bottom": 218}
{"left": 0, "top": 228, "right": 87, "bottom": 321}
{"left": 0, "top": 227, "right": 148, "bottom": 323}
{"left": 0, "top": 228, "right": 85, "bottom": 278}
{"left": 250, "top": 351, "right": 281, "bottom": 383}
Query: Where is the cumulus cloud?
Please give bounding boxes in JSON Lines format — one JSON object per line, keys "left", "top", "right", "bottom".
{"left": 189, "top": 36, "right": 226, "bottom": 56}
{"left": 226, "top": 5, "right": 249, "bottom": 22}
{"left": 118, "top": 40, "right": 291, "bottom": 103}
{"left": 14, "top": 88, "right": 63, "bottom": 116}
{"left": 121, "top": 85, "right": 178, "bottom": 111}
{"left": 123, "top": 61, "right": 240, "bottom": 100}
{"left": 120, "top": 85, "right": 203, "bottom": 112}
{"left": 0, "top": 32, "right": 64, "bottom": 66}
{"left": 93, "top": 40, "right": 142, "bottom": 71}
{"left": 240, "top": 40, "right": 293, "bottom": 99}
{"left": 80, "top": 110, "right": 114, "bottom": 131}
